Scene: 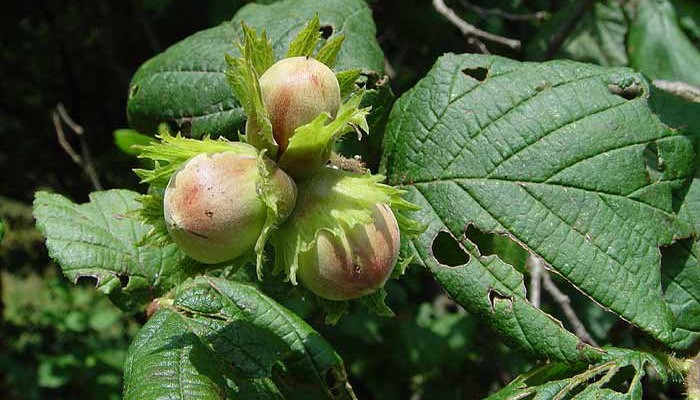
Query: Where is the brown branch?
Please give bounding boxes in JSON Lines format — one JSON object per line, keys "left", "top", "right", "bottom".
{"left": 433, "top": 0, "right": 521, "bottom": 50}
{"left": 52, "top": 111, "right": 82, "bottom": 164}
{"left": 459, "top": 1, "right": 549, "bottom": 21}
{"left": 542, "top": 272, "right": 598, "bottom": 346}
{"left": 688, "top": 353, "right": 700, "bottom": 400}
{"left": 528, "top": 255, "right": 543, "bottom": 308}
{"left": 653, "top": 80, "right": 700, "bottom": 103}
{"left": 56, "top": 103, "right": 84, "bottom": 135}
{"left": 52, "top": 103, "right": 103, "bottom": 190}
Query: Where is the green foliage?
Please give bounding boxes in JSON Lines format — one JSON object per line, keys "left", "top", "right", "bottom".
{"left": 487, "top": 348, "right": 671, "bottom": 399}
{"left": 528, "top": 1, "right": 628, "bottom": 67}
{"left": 629, "top": 0, "right": 700, "bottom": 86}
{"left": 127, "top": 0, "right": 385, "bottom": 138}
{"left": 16, "top": 0, "right": 700, "bottom": 399}
{"left": 33, "top": 190, "right": 195, "bottom": 312}
{"left": 124, "top": 277, "right": 355, "bottom": 400}
{"left": 382, "top": 53, "right": 698, "bottom": 357}
{"left": 2, "top": 269, "right": 139, "bottom": 400}
{"left": 114, "top": 129, "right": 156, "bottom": 156}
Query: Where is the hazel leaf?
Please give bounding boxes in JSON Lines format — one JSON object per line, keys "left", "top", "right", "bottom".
{"left": 382, "top": 53, "right": 698, "bottom": 358}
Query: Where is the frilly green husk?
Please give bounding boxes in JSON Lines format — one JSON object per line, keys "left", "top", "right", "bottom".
{"left": 225, "top": 17, "right": 368, "bottom": 175}
{"left": 270, "top": 167, "right": 424, "bottom": 322}
{"left": 133, "top": 129, "right": 294, "bottom": 277}
{"left": 271, "top": 167, "right": 421, "bottom": 284}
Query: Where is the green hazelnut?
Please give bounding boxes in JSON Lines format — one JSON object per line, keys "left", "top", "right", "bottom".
{"left": 163, "top": 150, "right": 296, "bottom": 264}
{"left": 297, "top": 203, "right": 400, "bottom": 300}
{"left": 247, "top": 56, "right": 341, "bottom": 154}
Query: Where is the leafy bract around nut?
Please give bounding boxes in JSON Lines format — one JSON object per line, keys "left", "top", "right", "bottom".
{"left": 270, "top": 167, "right": 423, "bottom": 321}
{"left": 134, "top": 130, "right": 296, "bottom": 278}
{"left": 225, "top": 17, "right": 369, "bottom": 178}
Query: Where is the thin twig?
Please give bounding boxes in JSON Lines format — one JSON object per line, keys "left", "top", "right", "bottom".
{"left": 52, "top": 104, "right": 103, "bottom": 190}
{"left": 543, "top": 0, "right": 595, "bottom": 59}
{"left": 528, "top": 254, "right": 543, "bottom": 308}
{"left": 687, "top": 353, "right": 700, "bottom": 400}
{"left": 52, "top": 111, "right": 82, "bottom": 164}
{"left": 653, "top": 80, "right": 700, "bottom": 103}
{"left": 459, "top": 1, "right": 549, "bottom": 21}
{"left": 56, "top": 103, "right": 84, "bottom": 135}
{"left": 467, "top": 36, "right": 491, "bottom": 54}
{"left": 542, "top": 272, "right": 599, "bottom": 346}
{"left": 433, "top": 0, "right": 521, "bottom": 50}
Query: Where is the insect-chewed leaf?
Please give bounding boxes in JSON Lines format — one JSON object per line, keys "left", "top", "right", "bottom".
{"left": 486, "top": 348, "right": 670, "bottom": 400}
{"left": 32, "top": 190, "right": 194, "bottom": 312}
{"left": 383, "top": 53, "right": 699, "bottom": 358}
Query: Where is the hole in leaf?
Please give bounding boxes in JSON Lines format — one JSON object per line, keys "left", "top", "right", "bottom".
{"left": 464, "top": 225, "right": 529, "bottom": 271}
{"left": 607, "top": 82, "right": 643, "bottom": 100}
{"left": 117, "top": 273, "right": 130, "bottom": 288}
{"left": 462, "top": 67, "right": 488, "bottom": 82}
{"left": 431, "top": 231, "right": 470, "bottom": 267}
{"left": 600, "top": 365, "right": 635, "bottom": 393}
{"left": 318, "top": 25, "right": 333, "bottom": 39}
{"left": 76, "top": 275, "right": 99, "bottom": 287}
{"left": 319, "top": 25, "right": 333, "bottom": 39}
{"left": 643, "top": 142, "right": 665, "bottom": 185}
{"left": 488, "top": 288, "right": 513, "bottom": 311}
{"left": 129, "top": 85, "right": 139, "bottom": 99}
{"left": 643, "top": 142, "right": 660, "bottom": 173}
{"left": 660, "top": 238, "right": 694, "bottom": 294}
{"left": 176, "top": 117, "right": 193, "bottom": 136}
{"left": 324, "top": 367, "right": 342, "bottom": 397}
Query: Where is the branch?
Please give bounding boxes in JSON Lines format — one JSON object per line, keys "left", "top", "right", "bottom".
{"left": 528, "top": 255, "right": 543, "bottom": 308}
{"left": 688, "top": 353, "right": 700, "bottom": 400}
{"left": 459, "top": 1, "right": 549, "bottom": 21}
{"left": 56, "top": 103, "right": 84, "bottom": 135}
{"left": 653, "top": 80, "right": 700, "bottom": 103}
{"left": 52, "top": 103, "right": 103, "bottom": 190}
{"left": 542, "top": 272, "right": 598, "bottom": 346}
{"left": 52, "top": 111, "right": 82, "bottom": 164}
{"left": 433, "top": 0, "right": 521, "bottom": 50}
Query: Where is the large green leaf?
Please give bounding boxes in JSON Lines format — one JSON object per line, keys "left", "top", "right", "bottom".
{"left": 123, "top": 309, "right": 229, "bottom": 400}
{"left": 382, "top": 54, "right": 697, "bottom": 356}
{"left": 629, "top": 0, "right": 700, "bottom": 86}
{"left": 527, "top": 1, "right": 628, "bottom": 67}
{"left": 127, "top": 0, "right": 385, "bottom": 138}
{"left": 33, "top": 190, "right": 193, "bottom": 312}
{"left": 651, "top": 86, "right": 700, "bottom": 350}
{"left": 174, "top": 277, "right": 356, "bottom": 400}
{"left": 486, "top": 348, "right": 669, "bottom": 400}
